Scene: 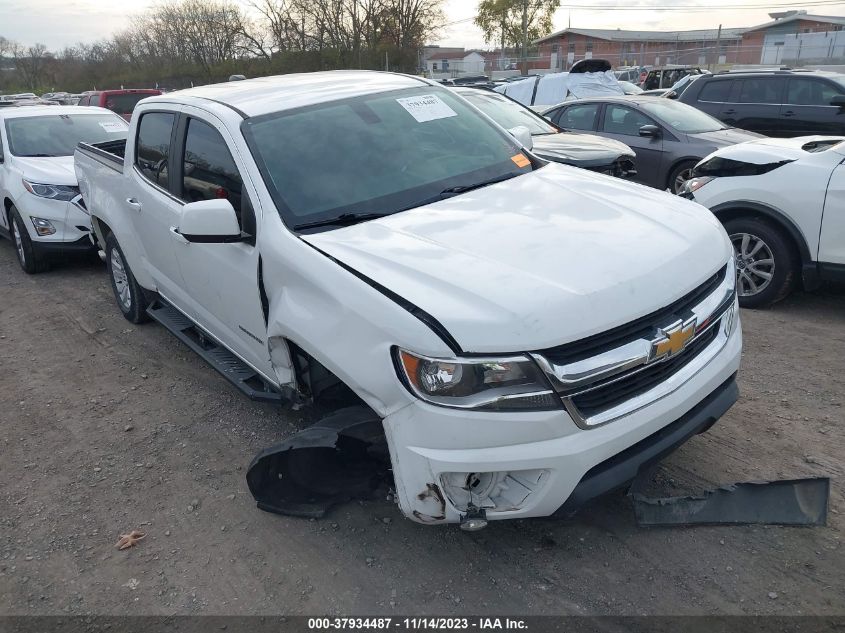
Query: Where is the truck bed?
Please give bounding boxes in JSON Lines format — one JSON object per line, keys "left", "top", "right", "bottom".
{"left": 76, "top": 138, "right": 126, "bottom": 171}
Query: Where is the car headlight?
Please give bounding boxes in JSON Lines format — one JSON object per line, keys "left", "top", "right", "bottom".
{"left": 394, "top": 349, "right": 561, "bottom": 411}
{"left": 678, "top": 176, "right": 713, "bottom": 197}
{"left": 22, "top": 179, "right": 79, "bottom": 202}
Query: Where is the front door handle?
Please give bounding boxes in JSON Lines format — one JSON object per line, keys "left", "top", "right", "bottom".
{"left": 782, "top": 110, "right": 796, "bottom": 117}
{"left": 169, "top": 226, "right": 189, "bottom": 244}
{"left": 722, "top": 109, "right": 737, "bottom": 116}
{"left": 126, "top": 197, "right": 142, "bottom": 211}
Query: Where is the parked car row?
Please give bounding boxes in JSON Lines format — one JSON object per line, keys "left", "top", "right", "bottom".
{"left": 0, "top": 88, "right": 162, "bottom": 119}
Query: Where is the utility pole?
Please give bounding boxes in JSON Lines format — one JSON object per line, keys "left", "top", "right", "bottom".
{"left": 385, "top": 50, "right": 389, "bottom": 71}
{"left": 521, "top": 0, "right": 528, "bottom": 75}
{"left": 712, "top": 24, "right": 722, "bottom": 71}
{"left": 501, "top": 10, "right": 506, "bottom": 71}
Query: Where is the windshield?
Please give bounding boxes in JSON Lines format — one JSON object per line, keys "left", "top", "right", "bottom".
{"left": 638, "top": 99, "right": 727, "bottom": 133}
{"left": 243, "top": 86, "right": 534, "bottom": 230}
{"left": 458, "top": 89, "right": 557, "bottom": 135}
{"left": 5, "top": 113, "right": 128, "bottom": 157}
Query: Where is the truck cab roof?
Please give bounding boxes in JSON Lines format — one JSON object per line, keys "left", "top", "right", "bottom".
{"left": 144, "top": 71, "right": 431, "bottom": 118}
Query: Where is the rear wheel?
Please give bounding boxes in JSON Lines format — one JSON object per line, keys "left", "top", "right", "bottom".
{"left": 724, "top": 216, "right": 797, "bottom": 309}
{"left": 105, "top": 232, "right": 150, "bottom": 323}
{"left": 9, "top": 206, "right": 49, "bottom": 274}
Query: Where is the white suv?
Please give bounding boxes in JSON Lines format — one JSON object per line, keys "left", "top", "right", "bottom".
{"left": 0, "top": 105, "right": 128, "bottom": 272}
{"left": 681, "top": 136, "right": 845, "bottom": 307}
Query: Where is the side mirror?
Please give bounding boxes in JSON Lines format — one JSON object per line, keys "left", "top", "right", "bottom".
{"left": 177, "top": 199, "right": 244, "bottom": 243}
{"left": 665, "top": 90, "right": 679, "bottom": 100}
{"left": 639, "top": 124, "right": 661, "bottom": 138}
{"left": 507, "top": 125, "right": 534, "bottom": 151}
{"left": 830, "top": 95, "right": 845, "bottom": 108}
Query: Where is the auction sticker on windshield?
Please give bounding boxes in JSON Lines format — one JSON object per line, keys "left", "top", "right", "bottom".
{"left": 99, "top": 121, "right": 127, "bottom": 132}
{"left": 396, "top": 94, "right": 457, "bottom": 123}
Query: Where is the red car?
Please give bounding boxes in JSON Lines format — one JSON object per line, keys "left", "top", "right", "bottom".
{"left": 77, "top": 89, "right": 162, "bottom": 120}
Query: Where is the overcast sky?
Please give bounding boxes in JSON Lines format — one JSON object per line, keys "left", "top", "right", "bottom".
{"left": 3, "top": 0, "right": 845, "bottom": 50}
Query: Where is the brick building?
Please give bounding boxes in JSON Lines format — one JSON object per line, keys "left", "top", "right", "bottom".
{"left": 536, "top": 10, "right": 845, "bottom": 70}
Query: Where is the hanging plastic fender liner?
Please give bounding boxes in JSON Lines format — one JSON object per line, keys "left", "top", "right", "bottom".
{"left": 246, "top": 406, "right": 390, "bottom": 519}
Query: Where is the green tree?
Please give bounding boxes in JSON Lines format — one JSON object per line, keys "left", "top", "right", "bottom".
{"left": 474, "top": 0, "right": 560, "bottom": 73}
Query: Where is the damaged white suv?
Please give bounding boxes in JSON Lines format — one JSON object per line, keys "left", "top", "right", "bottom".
{"left": 75, "top": 71, "right": 741, "bottom": 527}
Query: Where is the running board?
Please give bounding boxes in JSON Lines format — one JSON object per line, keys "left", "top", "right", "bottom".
{"left": 147, "top": 301, "right": 286, "bottom": 404}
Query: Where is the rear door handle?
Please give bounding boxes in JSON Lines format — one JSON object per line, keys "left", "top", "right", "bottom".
{"left": 126, "top": 197, "right": 142, "bottom": 211}
{"left": 722, "top": 109, "right": 736, "bottom": 115}
{"left": 169, "top": 226, "right": 189, "bottom": 244}
{"left": 782, "top": 110, "right": 796, "bottom": 117}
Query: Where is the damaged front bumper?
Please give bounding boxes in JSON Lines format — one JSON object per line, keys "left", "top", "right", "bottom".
{"left": 385, "top": 322, "right": 741, "bottom": 524}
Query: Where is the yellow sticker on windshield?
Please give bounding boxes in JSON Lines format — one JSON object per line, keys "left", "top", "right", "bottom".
{"left": 511, "top": 153, "right": 530, "bottom": 168}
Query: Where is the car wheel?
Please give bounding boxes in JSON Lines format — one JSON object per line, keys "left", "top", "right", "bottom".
{"left": 668, "top": 161, "right": 697, "bottom": 194}
{"left": 724, "top": 217, "right": 797, "bottom": 309}
{"left": 9, "top": 206, "right": 49, "bottom": 274}
{"left": 105, "top": 232, "right": 150, "bottom": 323}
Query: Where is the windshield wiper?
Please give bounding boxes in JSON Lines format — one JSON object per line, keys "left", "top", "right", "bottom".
{"left": 293, "top": 212, "right": 391, "bottom": 231}
{"left": 22, "top": 153, "right": 58, "bottom": 157}
{"left": 439, "top": 172, "right": 521, "bottom": 196}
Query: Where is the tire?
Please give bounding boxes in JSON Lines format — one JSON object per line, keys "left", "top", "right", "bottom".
{"left": 724, "top": 216, "right": 797, "bottom": 309}
{"left": 105, "top": 232, "right": 150, "bottom": 323}
{"left": 667, "top": 161, "right": 697, "bottom": 194}
{"left": 8, "top": 206, "right": 49, "bottom": 274}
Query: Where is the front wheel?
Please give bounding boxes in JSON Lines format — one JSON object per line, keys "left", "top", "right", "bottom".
{"left": 724, "top": 217, "right": 797, "bottom": 309}
{"left": 9, "top": 206, "right": 49, "bottom": 274}
{"left": 668, "top": 161, "right": 697, "bottom": 194}
{"left": 105, "top": 232, "right": 150, "bottom": 323}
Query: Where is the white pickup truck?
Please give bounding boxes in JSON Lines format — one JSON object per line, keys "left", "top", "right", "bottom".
{"left": 75, "top": 71, "right": 742, "bottom": 528}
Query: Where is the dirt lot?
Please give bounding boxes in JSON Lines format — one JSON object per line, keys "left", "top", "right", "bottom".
{"left": 0, "top": 243, "right": 843, "bottom": 617}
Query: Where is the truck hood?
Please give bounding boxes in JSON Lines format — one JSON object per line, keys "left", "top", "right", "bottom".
{"left": 12, "top": 155, "right": 78, "bottom": 186}
{"left": 698, "top": 134, "right": 845, "bottom": 163}
{"left": 303, "top": 164, "right": 731, "bottom": 353}
{"left": 532, "top": 132, "right": 635, "bottom": 166}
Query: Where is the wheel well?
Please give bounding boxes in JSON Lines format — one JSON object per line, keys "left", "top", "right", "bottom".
{"left": 286, "top": 340, "right": 367, "bottom": 411}
{"left": 712, "top": 204, "right": 810, "bottom": 265}
{"left": 91, "top": 216, "right": 113, "bottom": 240}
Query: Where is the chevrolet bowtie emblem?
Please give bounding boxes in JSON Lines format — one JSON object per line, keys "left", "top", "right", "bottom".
{"left": 650, "top": 318, "right": 697, "bottom": 362}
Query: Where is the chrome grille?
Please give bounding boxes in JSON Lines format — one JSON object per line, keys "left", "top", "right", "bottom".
{"left": 531, "top": 263, "right": 736, "bottom": 429}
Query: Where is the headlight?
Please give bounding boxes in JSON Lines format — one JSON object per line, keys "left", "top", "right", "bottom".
{"left": 394, "top": 349, "right": 561, "bottom": 411}
{"left": 22, "top": 179, "right": 79, "bottom": 202}
{"left": 678, "top": 176, "right": 713, "bottom": 196}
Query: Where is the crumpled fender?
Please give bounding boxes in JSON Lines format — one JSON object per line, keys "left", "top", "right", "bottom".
{"left": 246, "top": 406, "right": 390, "bottom": 518}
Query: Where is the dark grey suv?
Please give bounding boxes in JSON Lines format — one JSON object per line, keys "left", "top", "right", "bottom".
{"left": 678, "top": 69, "right": 845, "bottom": 137}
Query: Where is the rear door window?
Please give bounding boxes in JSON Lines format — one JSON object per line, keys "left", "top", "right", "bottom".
{"left": 135, "top": 111, "right": 175, "bottom": 189}
{"left": 105, "top": 93, "right": 152, "bottom": 115}
{"left": 698, "top": 79, "right": 734, "bottom": 102}
{"left": 736, "top": 78, "right": 786, "bottom": 104}
{"left": 557, "top": 103, "right": 600, "bottom": 130}
{"left": 786, "top": 78, "right": 845, "bottom": 105}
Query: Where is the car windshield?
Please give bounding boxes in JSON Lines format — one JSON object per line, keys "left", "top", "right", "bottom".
{"left": 5, "top": 113, "right": 128, "bottom": 157}
{"left": 457, "top": 89, "right": 557, "bottom": 135}
{"left": 242, "top": 86, "right": 534, "bottom": 230}
{"left": 638, "top": 99, "right": 727, "bottom": 133}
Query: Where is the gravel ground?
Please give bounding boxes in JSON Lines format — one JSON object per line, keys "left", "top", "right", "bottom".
{"left": 0, "top": 244, "right": 842, "bottom": 616}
